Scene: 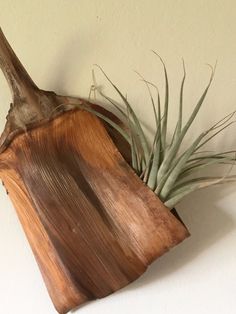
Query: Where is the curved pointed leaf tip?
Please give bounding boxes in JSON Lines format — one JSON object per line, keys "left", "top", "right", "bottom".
{"left": 69, "top": 60, "right": 236, "bottom": 209}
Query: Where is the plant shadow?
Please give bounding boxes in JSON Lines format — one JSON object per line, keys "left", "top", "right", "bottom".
{"left": 71, "top": 185, "right": 235, "bottom": 313}
{"left": 121, "top": 185, "right": 235, "bottom": 291}
{"left": 44, "top": 31, "right": 94, "bottom": 95}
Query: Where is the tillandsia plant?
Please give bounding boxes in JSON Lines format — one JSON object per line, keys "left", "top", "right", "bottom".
{"left": 79, "top": 57, "right": 236, "bottom": 209}
{"left": 0, "top": 28, "right": 235, "bottom": 314}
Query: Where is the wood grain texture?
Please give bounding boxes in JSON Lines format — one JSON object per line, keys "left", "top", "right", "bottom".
{"left": 0, "top": 28, "right": 189, "bottom": 313}
{"left": 0, "top": 109, "right": 189, "bottom": 313}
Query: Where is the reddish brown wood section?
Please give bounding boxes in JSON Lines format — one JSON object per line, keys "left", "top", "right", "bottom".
{"left": 0, "top": 109, "right": 189, "bottom": 313}
{"left": 0, "top": 28, "right": 190, "bottom": 314}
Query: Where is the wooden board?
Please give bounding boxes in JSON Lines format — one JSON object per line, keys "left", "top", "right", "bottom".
{"left": 0, "top": 109, "right": 189, "bottom": 313}
{"left": 0, "top": 28, "right": 189, "bottom": 313}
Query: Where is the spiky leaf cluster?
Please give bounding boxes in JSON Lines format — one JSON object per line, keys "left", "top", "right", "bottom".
{"left": 75, "top": 56, "right": 236, "bottom": 209}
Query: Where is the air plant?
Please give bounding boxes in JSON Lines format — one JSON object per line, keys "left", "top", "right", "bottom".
{"left": 78, "top": 55, "right": 236, "bottom": 209}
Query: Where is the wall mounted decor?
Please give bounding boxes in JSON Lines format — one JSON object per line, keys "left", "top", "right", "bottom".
{"left": 0, "top": 29, "right": 235, "bottom": 314}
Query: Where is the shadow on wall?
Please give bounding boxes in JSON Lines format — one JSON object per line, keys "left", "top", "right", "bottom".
{"left": 124, "top": 185, "right": 235, "bottom": 290}
{"left": 71, "top": 185, "right": 236, "bottom": 313}
{"left": 45, "top": 31, "right": 94, "bottom": 95}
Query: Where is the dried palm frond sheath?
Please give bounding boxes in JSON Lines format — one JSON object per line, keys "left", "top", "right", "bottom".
{"left": 0, "top": 29, "right": 189, "bottom": 314}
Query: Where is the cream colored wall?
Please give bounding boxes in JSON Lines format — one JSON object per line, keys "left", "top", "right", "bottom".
{"left": 0, "top": 1, "right": 236, "bottom": 314}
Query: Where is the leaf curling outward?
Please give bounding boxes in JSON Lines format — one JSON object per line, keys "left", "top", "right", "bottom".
{"left": 71, "top": 59, "right": 236, "bottom": 209}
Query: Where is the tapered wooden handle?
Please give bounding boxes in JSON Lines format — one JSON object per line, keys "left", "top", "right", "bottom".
{"left": 0, "top": 28, "right": 38, "bottom": 99}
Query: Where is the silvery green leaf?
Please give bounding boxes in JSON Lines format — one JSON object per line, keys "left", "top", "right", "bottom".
{"left": 152, "top": 51, "right": 169, "bottom": 154}
{"left": 156, "top": 65, "right": 215, "bottom": 184}
{"left": 164, "top": 175, "right": 236, "bottom": 208}
{"left": 95, "top": 65, "right": 150, "bottom": 164}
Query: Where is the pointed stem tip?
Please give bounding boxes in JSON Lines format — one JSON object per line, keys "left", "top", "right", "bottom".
{"left": 0, "top": 28, "right": 38, "bottom": 101}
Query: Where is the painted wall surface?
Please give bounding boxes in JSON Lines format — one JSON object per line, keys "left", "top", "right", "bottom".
{"left": 0, "top": 1, "right": 236, "bottom": 313}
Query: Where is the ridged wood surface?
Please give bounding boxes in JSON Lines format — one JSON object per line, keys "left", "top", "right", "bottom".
{"left": 0, "top": 28, "right": 189, "bottom": 314}
{"left": 0, "top": 109, "right": 189, "bottom": 313}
